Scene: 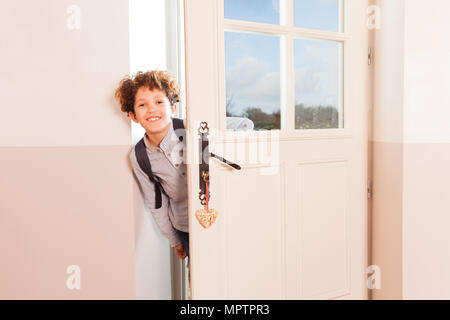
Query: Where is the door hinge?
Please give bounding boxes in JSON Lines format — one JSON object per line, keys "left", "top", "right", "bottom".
{"left": 367, "top": 179, "right": 373, "bottom": 199}
{"left": 368, "top": 47, "right": 373, "bottom": 66}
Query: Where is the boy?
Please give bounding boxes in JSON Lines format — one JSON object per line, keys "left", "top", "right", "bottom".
{"left": 115, "top": 70, "right": 189, "bottom": 260}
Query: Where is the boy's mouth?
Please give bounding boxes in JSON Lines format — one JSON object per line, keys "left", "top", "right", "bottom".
{"left": 146, "top": 116, "right": 161, "bottom": 122}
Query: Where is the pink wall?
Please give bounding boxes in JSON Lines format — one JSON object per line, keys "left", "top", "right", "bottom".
{"left": 372, "top": 0, "right": 450, "bottom": 299}
{"left": 0, "top": 0, "right": 135, "bottom": 299}
{"left": 402, "top": 0, "right": 450, "bottom": 299}
{"left": 0, "top": 147, "right": 135, "bottom": 299}
{"left": 403, "top": 144, "right": 450, "bottom": 298}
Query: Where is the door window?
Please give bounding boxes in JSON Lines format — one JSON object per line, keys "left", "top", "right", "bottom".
{"left": 223, "top": 0, "right": 345, "bottom": 131}
{"left": 225, "top": 31, "right": 281, "bottom": 130}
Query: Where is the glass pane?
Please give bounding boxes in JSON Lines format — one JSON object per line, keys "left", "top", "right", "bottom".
{"left": 225, "top": 31, "right": 280, "bottom": 130}
{"left": 294, "top": 0, "right": 341, "bottom": 32}
{"left": 294, "top": 38, "right": 342, "bottom": 129}
{"left": 224, "top": 0, "right": 280, "bottom": 25}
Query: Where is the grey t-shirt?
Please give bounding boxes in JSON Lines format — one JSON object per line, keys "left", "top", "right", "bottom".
{"left": 130, "top": 120, "right": 188, "bottom": 247}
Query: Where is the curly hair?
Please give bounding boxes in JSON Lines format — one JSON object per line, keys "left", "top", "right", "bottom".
{"left": 115, "top": 70, "right": 180, "bottom": 116}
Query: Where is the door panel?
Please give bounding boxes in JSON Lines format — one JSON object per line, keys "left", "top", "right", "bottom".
{"left": 222, "top": 166, "right": 284, "bottom": 299}
{"left": 184, "top": 0, "right": 368, "bottom": 299}
{"left": 296, "top": 160, "right": 349, "bottom": 298}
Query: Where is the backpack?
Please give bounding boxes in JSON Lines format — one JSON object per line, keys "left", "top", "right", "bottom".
{"left": 135, "top": 117, "right": 185, "bottom": 209}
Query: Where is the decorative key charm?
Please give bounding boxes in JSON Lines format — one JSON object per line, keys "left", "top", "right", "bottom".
{"left": 195, "top": 171, "right": 218, "bottom": 229}
{"left": 195, "top": 121, "right": 240, "bottom": 229}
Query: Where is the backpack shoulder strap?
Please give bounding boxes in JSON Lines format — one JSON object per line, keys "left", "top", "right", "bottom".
{"left": 172, "top": 117, "right": 185, "bottom": 143}
{"left": 134, "top": 119, "right": 185, "bottom": 209}
{"left": 135, "top": 138, "right": 163, "bottom": 209}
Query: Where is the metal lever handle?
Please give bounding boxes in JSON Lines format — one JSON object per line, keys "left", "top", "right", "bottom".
{"left": 197, "top": 121, "right": 241, "bottom": 207}
{"left": 210, "top": 152, "right": 241, "bottom": 170}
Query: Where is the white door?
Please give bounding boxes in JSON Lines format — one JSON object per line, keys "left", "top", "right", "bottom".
{"left": 184, "top": 0, "right": 369, "bottom": 299}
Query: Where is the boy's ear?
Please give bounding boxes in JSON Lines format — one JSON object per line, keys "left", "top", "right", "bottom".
{"left": 129, "top": 111, "right": 138, "bottom": 123}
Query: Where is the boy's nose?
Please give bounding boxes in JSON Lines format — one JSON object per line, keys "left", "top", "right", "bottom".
{"left": 147, "top": 103, "right": 158, "bottom": 112}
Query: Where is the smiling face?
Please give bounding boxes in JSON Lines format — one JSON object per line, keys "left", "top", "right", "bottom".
{"left": 129, "top": 87, "right": 176, "bottom": 135}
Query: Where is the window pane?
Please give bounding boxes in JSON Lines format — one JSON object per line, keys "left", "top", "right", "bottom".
{"left": 294, "top": 38, "right": 343, "bottom": 129}
{"left": 224, "top": 0, "right": 280, "bottom": 25}
{"left": 294, "top": 0, "right": 341, "bottom": 32}
{"left": 225, "top": 31, "right": 280, "bottom": 131}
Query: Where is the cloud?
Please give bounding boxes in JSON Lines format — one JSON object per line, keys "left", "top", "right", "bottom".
{"left": 226, "top": 56, "right": 280, "bottom": 113}
{"left": 225, "top": 41, "right": 341, "bottom": 114}
{"left": 226, "top": 56, "right": 268, "bottom": 90}
{"left": 295, "top": 68, "right": 320, "bottom": 93}
{"left": 294, "top": 41, "right": 340, "bottom": 107}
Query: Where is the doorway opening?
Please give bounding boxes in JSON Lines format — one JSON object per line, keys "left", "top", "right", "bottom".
{"left": 129, "top": 0, "right": 189, "bottom": 300}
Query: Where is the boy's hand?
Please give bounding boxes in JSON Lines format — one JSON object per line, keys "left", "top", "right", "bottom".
{"left": 174, "top": 243, "right": 186, "bottom": 259}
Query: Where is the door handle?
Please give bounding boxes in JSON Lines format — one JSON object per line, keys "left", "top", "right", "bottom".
{"left": 210, "top": 152, "right": 241, "bottom": 170}
{"left": 197, "top": 122, "right": 241, "bottom": 206}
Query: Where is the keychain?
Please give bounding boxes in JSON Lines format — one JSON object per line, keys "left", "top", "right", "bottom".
{"left": 194, "top": 121, "right": 240, "bottom": 229}
{"left": 195, "top": 171, "right": 218, "bottom": 229}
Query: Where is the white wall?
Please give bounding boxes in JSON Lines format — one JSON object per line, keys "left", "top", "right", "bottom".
{"left": 403, "top": 0, "right": 450, "bottom": 144}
